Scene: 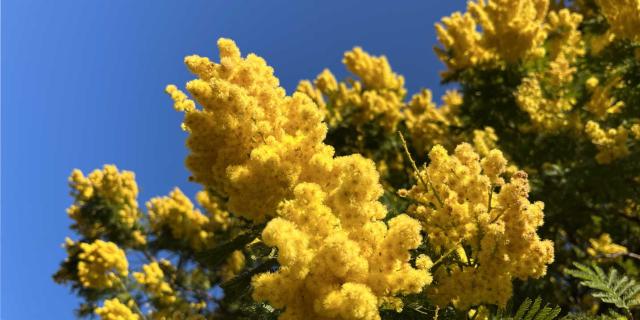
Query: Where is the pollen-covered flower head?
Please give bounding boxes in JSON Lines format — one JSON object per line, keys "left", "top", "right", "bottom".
{"left": 67, "top": 165, "right": 140, "bottom": 239}
{"left": 405, "top": 89, "right": 463, "bottom": 154}
{"left": 95, "top": 298, "right": 139, "bottom": 320}
{"left": 167, "top": 38, "right": 330, "bottom": 221}
{"left": 468, "top": 0, "right": 549, "bottom": 63}
{"left": 253, "top": 181, "right": 431, "bottom": 320}
{"left": 133, "top": 261, "right": 176, "bottom": 304}
{"left": 435, "top": 0, "right": 549, "bottom": 74}
{"left": 595, "top": 0, "right": 640, "bottom": 42}
{"left": 402, "top": 143, "right": 554, "bottom": 308}
{"left": 76, "top": 240, "right": 129, "bottom": 289}
{"left": 298, "top": 47, "right": 407, "bottom": 132}
{"left": 147, "top": 188, "right": 213, "bottom": 251}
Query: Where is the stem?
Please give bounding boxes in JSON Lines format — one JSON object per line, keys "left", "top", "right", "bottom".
{"left": 118, "top": 280, "right": 147, "bottom": 319}
{"left": 601, "top": 251, "right": 640, "bottom": 261}
{"left": 432, "top": 240, "right": 463, "bottom": 269}
{"left": 470, "top": 308, "right": 479, "bottom": 320}
{"left": 487, "top": 185, "right": 494, "bottom": 213}
{"left": 397, "top": 131, "right": 444, "bottom": 208}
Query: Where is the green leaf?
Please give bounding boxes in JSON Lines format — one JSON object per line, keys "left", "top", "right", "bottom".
{"left": 496, "top": 297, "right": 561, "bottom": 320}
{"left": 194, "top": 224, "right": 264, "bottom": 269}
{"left": 221, "top": 258, "right": 278, "bottom": 303}
{"left": 566, "top": 262, "right": 640, "bottom": 311}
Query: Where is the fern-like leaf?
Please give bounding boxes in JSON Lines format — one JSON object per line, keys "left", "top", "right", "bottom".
{"left": 566, "top": 262, "right": 640, "bottom": 311}
{"left": 494, "top": 297, "right": 561, "bottom": 320}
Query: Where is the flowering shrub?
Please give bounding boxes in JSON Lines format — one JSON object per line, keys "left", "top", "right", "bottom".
{"left": 55, "top": 1, "right": 640, "bottom": 319}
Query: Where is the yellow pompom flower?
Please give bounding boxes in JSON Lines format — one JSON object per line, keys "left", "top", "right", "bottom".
{"left": 415, "top": 254, "right": 434, "bottom": 271}
{"left": 131, "top": 230, "right": 147, "bottom": 246}
{"left": 595, "top": 0, "right": 640, "bottom": 42}
{"left": 586, "top": 76, "right": 600, "bottom": 90}
{"left": 196, "top": 190, "right": 231, "bottom": 232}
{"left": 631, "top": 124, "right": 640, "bottom": 140}
{"left": 343, "top": 47, "right": 405, "bottom": 92}
{"left": 585, "top": 77, "right": 625, "bottom": 119}
{"left": 252, "top": 181, "right": 431, "bottom": 320}
{"left": 299, "top": 47, "right": 407, "bottom": 132}
{"left": 67, "top": 165, "right": 140, "bottom": 238}
{"left": 468, "top": 0, "right": 549, "bottom": 63}
{"left": 405, "top": 89, "right": 462, "bottom": 154}
{"left": 77, "top": 240, "right": 129, "bottom": 289}
{"left": 442, "top": 89, "right": 463, "bottom": 107}
{"left": 516, "top": 77, "right": 574, "bottom": 132}
{"left": 167, "top": 38, "right": 330, "bottom": 221}
{"left": 220, "top": 250, "right": 246, "bottom": 282}
{"left": 471, "top": 127, "right": 498, "bottom": 157}
{"left": 133, "top": 261, "right": 176, "bottom": 304}
{"left": 587, "top": 233, "right": 628, "bottom": 258}
{"left": 584, "top": 121, "right": 630, "bottom": 164}
{"left": 295, "top": 79, "right": 327, "bottom": 118}
{"left": 402, "top": 144, "right": 554, "bottom": 309}
{"left": 147, "top": 188, "right": 213, "bottom": 251}
{"left": 95, "top": 298, "right": 140, "bottom": 320}
{"left": 511, "top": 9, "right": 585, "bottom": 133}
{"left": 546, "top": 9, "right": 585, "bottom": 63}
{"left": 435, "top": 0, "right": 549, "bottom": 73}
{"left": 435, "top": 11, "right": 493, "bottom": 74}
{"left": 170, "top": 38, "right": 430, "bottom": 319}
{"left": 315, "top": 68, "right": 338, "bottom": 92}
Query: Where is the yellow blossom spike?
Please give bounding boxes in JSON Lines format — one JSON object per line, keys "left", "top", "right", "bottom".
{"left": 595, "top": 0, "right": 640, "bottom": 42}
{"left": 77, "top": 240, "right": 129, "bottom": 289}
{"left": 585, "top": 121, "right": 630, "bottom": 164}
{"left": 404, "top": 144, "right": 553, "bottom": 309}
{"left": 147, "top": 187, "right": 213, "bottom": 251}
{"left": 95, "top": 298, "right": 140, "bottom": 320}
{"left": 168, "top": 39, "right": 428, "bottom": 319}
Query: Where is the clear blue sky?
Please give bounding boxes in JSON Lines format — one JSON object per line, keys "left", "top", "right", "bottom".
{"left": 1, "top": 1, "right": 464, "bottom": 318}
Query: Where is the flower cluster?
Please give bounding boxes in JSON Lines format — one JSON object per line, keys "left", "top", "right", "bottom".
{"left": 468, "top": 0, "right": 548, "bottom": 63}
{"left": 584, "top": 121, "right": 630, "bottom": 164}
{"left": 587, "top": 233, "right": 628, "bottom": 258}
{"left": 515, "top": 9, "right": 585, "bottom": 132}
{"left": 435, "top": 0, "right": 548, "bottom": 74}
{"left": 67, "top": 165, "right": 141, "bottom": 240}
{"left": 297, "top": 47, "right": 407, "bottom": 132}
{"left": 133, "top": 261, "right": 176, "bottom": 304}
{"left": 252, "top": 182, "right": 431, "bottom": 320}
{"left": 515, "top": 77, "right": 575, "bottom": 132}
{"left": 196, "top": 190, "right": 231, "bottom": 231}
{"left": 167, "top": 38, "right": 331, "bottom": 221}
{"left": 220, "top": 250, "right": 246, "bottom": 282}
{"left": 546, "top": 9, "right": 585, "bottom": 64}
{"left": 147, "top": 188, "right": 213, "bottom": 251}
{"left": 434, "top": 11, "right": 492, "bottom": 74}
{"left": 169, "top": 39, "right": 429, "bottom": 320}
{"left": 76, "top": 240, "right": 129, "bottom": 289}
{"left": 585, "top": 77, "right": 625, "bottom": 119}
{"left": 405, "top": 89, "right": 463, "bottom": 155}
{"left": 401, "top": 144, "right": 554, "bottom": 308}
{"left": 595, "top": 0, "right": 640, "bottom": 42}
{"left": 95, "top": 298, "right": 139, "bottom": 320}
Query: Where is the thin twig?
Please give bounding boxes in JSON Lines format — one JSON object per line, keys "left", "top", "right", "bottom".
{"left": 119, "top": 281, "right": 147, "bottom": 319}
{"left": 397, "top": 131, "right": 444, "bottom": 207}
{"left": 487, "top": 185, "right": 494, "bottom": 213}
{"left": 432, "top": 240, "right": 463, "bottom": 269}
{"left": 601, "top": 251, "right": 640, "bottom": 261}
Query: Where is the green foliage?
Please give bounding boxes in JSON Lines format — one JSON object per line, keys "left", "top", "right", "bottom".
{"left": 193, "top": 224, "right": 263, "bottom": 269}
{"left": 561, "top": 310, "right": 626, "bottom": 320}
{"left": 566, "top": 263, "right": 640, "bottom": 312}
{"left": 493, "top": 298, "right": 561, "bottom": 320}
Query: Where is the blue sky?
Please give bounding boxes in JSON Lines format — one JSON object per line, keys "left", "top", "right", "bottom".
{"left": 1, "top": 0, "right": 464, "bottom": 318}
